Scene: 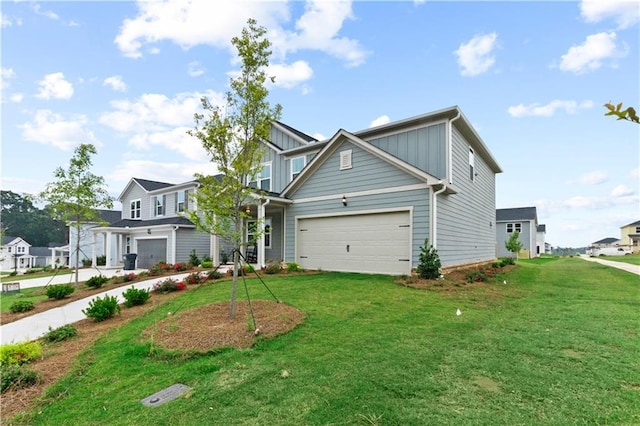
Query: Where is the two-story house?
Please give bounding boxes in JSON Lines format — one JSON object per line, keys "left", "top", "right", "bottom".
{"left": 93, "top": 106, "right": 503, "bottom": 274}
{"left": 496, "top": 206, "right": 540, "bottom": 259}
{"left": 0, "top": 236, "right": 36, "bottom": 271}
{"left": 620, "top": 220, "right": 640, "bottom": 253}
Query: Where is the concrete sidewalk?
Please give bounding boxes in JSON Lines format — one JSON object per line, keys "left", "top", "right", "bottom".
{"left": 4, "top": 267, "right": 147, "bottom": 290}
{"left": 579, "top": 255, "right": 640, "bottom": 276}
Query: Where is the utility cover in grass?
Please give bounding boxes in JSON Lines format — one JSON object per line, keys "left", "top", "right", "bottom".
{"left": 141, "top": 384, "right": 191, "bottom": 407}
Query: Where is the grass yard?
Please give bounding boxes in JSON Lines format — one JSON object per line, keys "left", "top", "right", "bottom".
{"left": 9, "top": 257, "right": 640, "bottom": 425}
{"left": 598, "top": 253, "right": 640, "bottom": 266}
{"left": 0, "top": 287, "right": 50, "bottom": 313}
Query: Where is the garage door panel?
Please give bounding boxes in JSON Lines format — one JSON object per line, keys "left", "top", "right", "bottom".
{"left": 137, "top": 239, "right": 168, "bottom": 269}
{"left": 297, "top": 211, "right": 411, "bottom": 275}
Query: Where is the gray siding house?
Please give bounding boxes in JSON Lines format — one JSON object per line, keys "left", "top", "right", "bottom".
{"left": 94, "top": 106, "right": 503, "bottom": 274}
{"left": 496, "top": 207, "right": 539, "bottom": 258}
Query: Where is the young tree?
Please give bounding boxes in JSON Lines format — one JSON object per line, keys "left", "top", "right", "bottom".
{"left": 186, "top": 18, "right": 282, "bottom": 318}
{"left": 416, "top": 238, "right": 441, "bottom": 279}
{"left": 40, "top": 144, "right": 114, "bottom": 285}
{"left": 505, "top": 231, "right": 524, "bottom": 260}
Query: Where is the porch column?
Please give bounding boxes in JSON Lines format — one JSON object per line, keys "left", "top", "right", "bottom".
{"left": 257, "top": 202, "right": 266, "bottom": 268}
{"left": 116, "top": 234, "right": 122, "bottom": 265}
{"left": 91, "top": 232, "right": 97, "bottom": 267}
{"left": 105, "top": 231, "right": 113, "bottom": 268}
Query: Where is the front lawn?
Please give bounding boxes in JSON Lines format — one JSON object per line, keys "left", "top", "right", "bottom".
{"left": 10, "top": 258, "right": 640, "bottom": 425}
{"left": 598, "top": 253, "right": 640, "bottom": 265}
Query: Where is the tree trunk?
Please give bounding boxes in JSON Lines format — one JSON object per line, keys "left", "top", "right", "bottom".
{"left": 74, "top": 224, "right": 81, "bottom": 286}
{"left": 229, "top": 248, "right": 239, "bottom": 319}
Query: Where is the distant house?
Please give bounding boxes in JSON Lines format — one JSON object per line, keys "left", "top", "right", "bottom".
{"left": 68, "top": 209, "right": 122, "bottom": 267}
{"left": 0, "top": 236, "right": 36, "bottom": 271}
{"left": 620, "top": 220, "right": 640, "bottom": 254}
{"left": 30, "top": 244, "right": 69, "bottom": 268}
{"left": 496, "top": 207, "right": 539, "bottom": 258}
{"left": 591, "top": 237, "right": 620, "bottom": 248}
{"left": 536, "top": 224, "right": 547, "bottom": 255}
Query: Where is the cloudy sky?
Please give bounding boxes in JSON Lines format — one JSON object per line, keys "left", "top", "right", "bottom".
{"left": 1, "top": 0, "right": 638, "bottom": 248}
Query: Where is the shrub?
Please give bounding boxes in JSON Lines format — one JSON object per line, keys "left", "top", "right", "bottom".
{"left": 184, "top": 273, "right": 201, "bottom": 285}
{"left": 43, "top": 325, "right": 78, "bottom": 342}
{"left": 1, "top": 365, "right": 42, "bottom": 393}
{"left": 120, "top": 272, "right": 136, "bottom": 283}
{"left": 46, "top": 284, "right": 74, "bottom": 300}
{"left": 201, "top": 260, "right": 214, "bottom": 268}
{"left": 466, "top": 269, "right": 489, "bottom": 283}
{"left": 9, "top": 300, "right": 35, "bottom": 314}
{"left": 0, "top": 341, "right": 43, "bottom": 366}
{"left": 264, "top": 261, "right": 281, "bottom": 275}
{"left": 188, "top": 249, "right": 201, "bottom": 267}
{"left": 122, "top": 286, "right": 151, "bottom": 307}
{"left": 173, "top": 263, "right": 188, "bottom": 272}
{"left": 242, "top": 264, "right": 255, "bottom": 275}
{"left": 148, "top": 264, "right": 164, "bottom": 276}
{"left": 152, "top": 278, "right": 186, "bottom": 293}
{"left": 82, "top": 295, "right": 121, "bottom": 322}
{"left": 207, "top": 270, "right": 223, "bottom": 280}
{"left": 81, "top": 258, "right": 92, "bottom": 267}
{"left": 9, "top": 271, "right": 17, "bottom": 277}
{"left": 96, "top": 255, "right": 106, "bottom": 266}
{"left": 499, "top": 257, "right": 515, "bottom": 267}
{"left": 85, "top": 274, "right": 109, "bottom": 289}
{"left": 417, "top": 238, "right": 441, "bottom": 279}
{"left": 202, "top": 254, "right": 212, "bottom": 263}
{"left": 286, "top": 262, "right": 301, "bottom": 273}
{"left": 24, "top": 268, "right": 39, "bottom": 275}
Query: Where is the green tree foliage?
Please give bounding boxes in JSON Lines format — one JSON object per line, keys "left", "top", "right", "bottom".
{"left": 0, "top": 190, "right": 66, "bottom": 246}
{"left": 505, "top": 231, "right": 524, "bottom": 260}
{"left": 416, "top": 238, "right": 442, "bottom": 279}
{"left": 186, "top": 19, "right": 282, "bottom": 318}
{"left": 39, "top": 144, "right": 114, "bottom": 285}
{"left": 604, "top": 102, "right": 639, "bottom": 124}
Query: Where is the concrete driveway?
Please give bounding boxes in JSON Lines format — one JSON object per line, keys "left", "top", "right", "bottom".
{"left": 579, "top": 255, "right": 640, "bottom": 276}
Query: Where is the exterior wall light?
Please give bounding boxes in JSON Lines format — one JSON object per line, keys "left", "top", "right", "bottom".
{"left": 342, "top": 195, "right": 347, "bottom": 206}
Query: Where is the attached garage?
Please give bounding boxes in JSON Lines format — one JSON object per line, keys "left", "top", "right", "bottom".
{"left": 136, "top": 239, "right": 168, "bottom": 269}
{"left": 296, "top": 210, "right": 412, "bottom": 275}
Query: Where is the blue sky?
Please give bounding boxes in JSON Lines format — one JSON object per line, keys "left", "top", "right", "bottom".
{"left": 1, "top": 0, "right": 638, "bottom": 248}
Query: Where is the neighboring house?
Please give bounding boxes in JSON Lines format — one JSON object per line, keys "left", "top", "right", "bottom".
{"left": 496, "top": 207, "right": 539, "bottom": 258}
{"left": 620, "top": 220, "right": 640, "bottom": 253}
{"left": 536, "top": 224, "right": 547, "bottom": 255}
{"left": 0, "top": 236, "right": 36, "bottom": 271}
{"left": 92, "top": 106, "right": 503, "bottom": 274}
{"left": 30, "top": 243, "right": 69, "bottom": 268}
{"left": 68, "top": 209, "right": 122, "bottom": 267}
{"left": 591, "top": 237, "right": 620, "bottom": 248}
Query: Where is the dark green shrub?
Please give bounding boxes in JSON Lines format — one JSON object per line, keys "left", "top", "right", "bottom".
{"left": 9, "top": 271, "right": 17, "bottom": 277}
{"left": 207, "top": 270, "right": 223, "bottom": 280}
{"left": 152, "top": 278, "right": 186, "bottom": 293}
{"left": 96, "top": 255, "right": 106, "bottom": 266}
{"left": 201, "top": 260, "right": 214, "bottom": 268}
{"left": 120, "top": 272, "right": 136, "bottom": 283}
{"left": 24, "top": 268, "right": 39, "bottom": 275}
{"left": 43, "top": 325, "right": 78, "bottom": 342}
{"left": 122, "top": 286, "right": 151, "bottom": 307}
{"left": 1, "top": 365, "right": 42, "bottom": 393}
{"left": 188, "top": 249, "right": 201, "bottom": 267}
{"left": 286, "top": 262, "right": 301, "bottom": 273}
{"left": 46, "top": 284, "right": 74, "bottom": 300}
{"left": 499, "top": 257, "right": 515, "bottom": 267}
{"left": 82, "top": 258, "right": 92, "bottom": 267}
{"left": 264, "top": 261, "right": 281, "bottom": 275}
{"left": 184, "top": 272, "right": 202, "bottom": 285}
{"left": 466, "top": 269, "right": 489, "bottom": 283}
{"left": 202, "top": 254, "right": 212, "bottom": 263}
{"left": 85, "top": 274, "right": 109, "bottom": 289}
{"left": 82, "top": 295, "right": 121, "bottom": 322}
{"left": 0, "top": 341, "right": 43, "bottom": 366}
{"left": 9, "top": 300, "right": 35, "bottom": 314}
{"left": 417, "top": 238, "right": 441, "bottom": 279}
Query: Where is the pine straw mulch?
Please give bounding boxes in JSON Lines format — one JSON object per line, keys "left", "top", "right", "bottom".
{"left": 1, "top": 285, "right": 304, "bottom": 424}
{"left": 394, "top": 263, "right": 518, "bottom": 293}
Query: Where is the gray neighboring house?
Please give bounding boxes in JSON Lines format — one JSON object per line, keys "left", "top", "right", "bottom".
{"left": 68, "top": 209, "right": 122, "bottom": 267}
{"left": 94, "top": 106, "right": 503, "bottom": 274}
{"left": 496, "top": 207, "right": 540, "bottom": 258}
{"left": 591, "top": 237, "right": 620, "bottom": 248}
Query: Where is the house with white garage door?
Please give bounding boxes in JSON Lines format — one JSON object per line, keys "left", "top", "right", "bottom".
{"left": 93, "top": 106, "right": 502, "bottom": 274}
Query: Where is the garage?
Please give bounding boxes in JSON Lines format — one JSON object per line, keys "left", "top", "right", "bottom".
{"left": 136, "top": 239, "right": 168, "bottom": 269}
{"left": 296, "top": 210, "right": 411, "bottom": 275}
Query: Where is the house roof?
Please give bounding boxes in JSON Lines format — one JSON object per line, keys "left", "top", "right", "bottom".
{"left": 274, "top": 121, "right": 317, "bottom": 143}
{"left": 593, "top": 237, "right": 620, "bottom": 244}
{"left": 1, "top": 236, "right": 30, "bottom": 246}
{"left": 96, "top": 209, "right": 122, "bottom": 224}
{"left": 537, "top": 224, "right": 546, "bottom": 233}
{"left": 30, "top": 247, "right": 53, "bottom": 256}
{"left": 105, "top": 217, "right": 196, "bottom": 229}
{"left": 133, "top": 178, "right": 174, "bottom": 191}
{"left": 621, "top": 219, "right": 640, "bottom": 228}
{"left": 496, "top": 207, "right": 538, "bottom": 222}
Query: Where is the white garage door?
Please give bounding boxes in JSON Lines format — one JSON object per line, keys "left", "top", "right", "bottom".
{"left": 297, "top": 211, "right": 411, "bottom": 275}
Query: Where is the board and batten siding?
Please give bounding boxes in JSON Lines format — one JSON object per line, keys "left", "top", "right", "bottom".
{"left": 270, "top": 126, "right": 307, "bottom": 151}
{"left": 122, "top": 184, "right": 151, "bottom": 220}
{"left": 175, "top": 228, "right": 210, "bottom": 263}
{"left": 367, "top": 122, "right": 446, "bottom": 179}
{"left": 436, "top": 126, "right": 496, "bottom": 267}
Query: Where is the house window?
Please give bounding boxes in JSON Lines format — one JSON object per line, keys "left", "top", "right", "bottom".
{"left": 130, "top": 199, "right": 141, "bottom": 219}
{"left": 154, "top": 195, "right": 165, "bottom": 216}
{"left": 176, "top": 190, "right": 187, "bottom": 213}
{"left": 17, "top": 246, "right": 24, "bottom": 254}
{"left": 635, "top": 226, "right": 640, "bottom": 233}
{"left": 469, "top": 147, "right": 475, "bottom": 181}
{"left": 247, "top": 218, "right": 272, "bottom": 249}
{"left": 250, "top": 162, "right": 272, "bottom": 191}
{"left": 506, "top": 223, "right": 522, "bottom": 234}
{"left": 7, "top": 246, "right": 12, "bottom": 253}
{"left": 291, "top": 156, "right": 306, "bottom": 181}
{"left": 340, "top": 150, "right": 352, "bottom": 170}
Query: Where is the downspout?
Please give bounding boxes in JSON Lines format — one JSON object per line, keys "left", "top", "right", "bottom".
{"left": 448, "top": 110, "right": 461, "bottom": 184}
{"left": 172, "top": 225, "right": 179, "bottom": 264}
{"left": 258, "top": 199, "right": 270, "bottom": 268}
{"left": 432, "top": 181, "right": 447, "bottom": 249}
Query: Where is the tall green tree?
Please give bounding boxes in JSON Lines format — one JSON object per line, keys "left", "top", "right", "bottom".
{"left": 505, "top": 231, "right": 524, "bottom": 260}
{"left": 187, "top": 18, "right": 282, "bottom": 318}
{"left": 39, "top": 144, "right": 114, "bottom": 285}
{"left": 0, "top": 190, "right": 66, "bottom": 246}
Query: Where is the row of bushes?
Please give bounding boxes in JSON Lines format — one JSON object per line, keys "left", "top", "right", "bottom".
{"left": 465, "top": 257, "right": 516, "bottom": 283}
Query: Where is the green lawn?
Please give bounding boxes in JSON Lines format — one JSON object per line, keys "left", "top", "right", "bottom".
{"left": 598, "top": 253, "right": 640, "bottom": 265}
{"left": 12, "top": 258, "right": 640, "bottom": 425}
{"left": 0, "top": 287, "right": 49, "bottom": 312}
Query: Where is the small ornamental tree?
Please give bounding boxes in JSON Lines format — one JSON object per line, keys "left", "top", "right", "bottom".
{"left": 186, "top": 18, "right": 282, "bottom": 319}
{"left": 417, "top": 238, "right": 441, "bottom": 279}
{"left": 505, "top": 231, "right": 524, "bottom": 260}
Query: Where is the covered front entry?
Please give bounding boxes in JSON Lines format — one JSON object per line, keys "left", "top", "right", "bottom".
{"left": 136, "top": 239, "right": 167, "bottom": 269}
{"left": 296, "top": 210, "right": 412, "bottom": 275}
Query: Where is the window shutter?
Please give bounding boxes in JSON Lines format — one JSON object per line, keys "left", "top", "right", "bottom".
{"left": 162, "top": 195, "right": 166, "bottom": 215}
{"left": 175, "top": 192, "right": 178, "bottom": 213}
{"left": 185, "top": 190, "right": 189, "bottom": 209}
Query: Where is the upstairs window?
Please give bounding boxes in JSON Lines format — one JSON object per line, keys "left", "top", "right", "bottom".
{"left": 340, "top": 150, "right": 352, "bottom": 170}
{"left": 130, "top": 199, "right": 141, "bottom": 219}
{"left": 250, "top": 162, "right": 272, "bottom": 191}
{"left": 154, "top": 195, "right": 166, "bottom": 216}
{"left": 176, "top": 190, "right": 188, "bottom": 213}
{"left": 18, "top": 246, "right": 25, "bottom": 253}
{"left": 469, "top": 147, "right": 475, "bottom": 181}
{"left": 7, "top": 246, "right": 12, "bottom": 253}
{"left": 506, "top": 223, "right": 522, "bottom": 234}
{"left": 635, "top": 226, "right": 640, "bottom": 233}
{"left": 291, "top": 156, "right": 306, "bottom": 181}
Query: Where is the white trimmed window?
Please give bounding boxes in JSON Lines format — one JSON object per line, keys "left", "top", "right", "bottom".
{"left": 176, "top": 190, "right": 187, "bottom": 213}
{"left": 469, "top": 147, "right": 475, "bottom": 181}
{"left": 154, "top": 195, "right": 166, "bottom": 216}
{"left": 247, "top": 218, "right": 272, "bottom": 249}
{"left": 291, "top": 156, "right": 306, "bottom": 181}
{"left": 506, "top": 223, "right": 522, "bottom": 234}
{"left": 130, "top": 199, "right": 141, "bottom": 219}
{"left": 340, "top": 150, "right": 352, "bottom": 170}
{"left": 250, "top": 162, "right": 272, "bottom": 191}
{"left": 17, "top": 246, "right": 25, "bottom": 253}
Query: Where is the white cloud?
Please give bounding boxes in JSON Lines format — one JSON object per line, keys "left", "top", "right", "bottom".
{"left": 1, "top": 13, "right": 23, "bottom": 27}
{"left": 559, "top": 32, "right": 627, "bottom": 74}
{"left": 578, "top": 170, "right": 609, "bottom": 185}
{"left": 454, "top": 32, "right": 499, "bottom": 77}
{"left": 268, "top": 61, "right": 313, "bottom": 89}
{"left": 20, "top": 109, "right": 100, "bottom": 150}
{"left": 103, "top": 75, "right": 127, "bottom": 92}
{"left": 9, "top": 93, "right": 24, "bottom": 103}
{"left": 108, "top": 160, "right": 216, "bottom": 187}
{"left": 36, "top": 72, "right": 74, "bottom": 100}
{"left": 114, "top": 0, "right": 368, "bottom": 67}
{"left": 187, "top": 61, "right": 205, "bottom": 77}
{"left": 508, "top": 99, "right": 594, "bottom": 117}
{"left": 630, "top": 168, "right": 640, "bottom": 178}
{"left": 0, "top": 67, "right": 16, "bottom": 90}
{"left": 580, "top": 0, "right": 640, "bottom": 29}
{"left": 312, "top": 132, "right": 326, "bottom": 141}
{"left": 611, "top": 184, "right": 635, "bottom": 197}
{"left": 370, "top": 115, "right": 390, "bottom": 128}
{"left": 31, "top": 3, "right": 59, "bottom": 20}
